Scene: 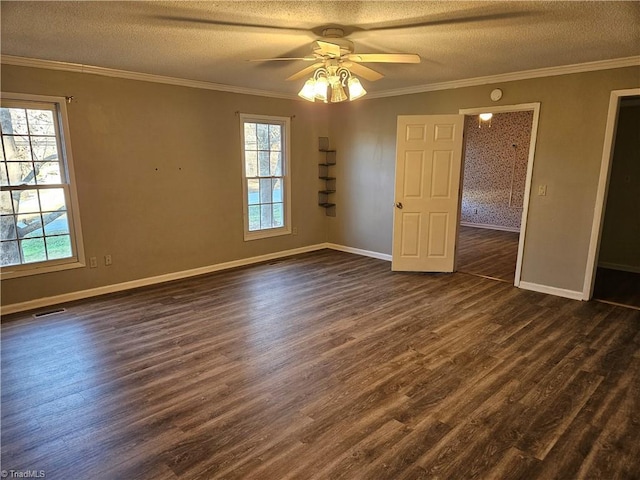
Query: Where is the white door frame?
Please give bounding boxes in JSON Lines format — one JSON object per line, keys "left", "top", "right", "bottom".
{"left": 582, "top": 88, "right": 640, "bottom": 300}
{"left": 458, "top": 103, "right": 541, "bottom": 287}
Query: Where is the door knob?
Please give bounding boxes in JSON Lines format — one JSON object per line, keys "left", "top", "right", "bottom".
{"left": 395, "top": 202, "right": 403, "bottom": 209}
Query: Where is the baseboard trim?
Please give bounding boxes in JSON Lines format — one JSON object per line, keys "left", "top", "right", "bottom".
{"left": 460, "top": 222, "right": 521, "bottom": 233}
{"left": 597, "top": 262, "right": 640, "bottom": 274}
{"left": 518, "top": 281, "right": 584, "bottom": 301}
{"left": 3, "top": 242, "right": 584, "bottom": 314}
{"left": 326, "top": 243, "right": 392, "bottom": 262}
{"left": 1, "top": 244, "right": 328, "bottom": 315}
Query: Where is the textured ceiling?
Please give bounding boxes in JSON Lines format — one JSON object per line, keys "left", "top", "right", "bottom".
{"left": 1, "top": 1, "right": 639, "bottom": 97}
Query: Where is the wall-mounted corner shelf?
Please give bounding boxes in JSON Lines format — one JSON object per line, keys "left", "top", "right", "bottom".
{"left": 318, "top": 138, "right": 336, "bottom": 216}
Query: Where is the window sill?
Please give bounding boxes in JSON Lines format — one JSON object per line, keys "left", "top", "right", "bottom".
{"left": 1, "top": 258, "right": 86, "bottom": 280}
{"left": 244, "top": 227, "right": 292, "bottom": 242}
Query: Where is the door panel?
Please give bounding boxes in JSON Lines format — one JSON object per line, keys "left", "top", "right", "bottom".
{"left": 428, "top": 212, "right": 449, "bottom": 257}
{"left": 392, "top": 115, "right": 464, "bottom": 272}
{"left": 401, "top": 212, "right": 421, "bottom": 257}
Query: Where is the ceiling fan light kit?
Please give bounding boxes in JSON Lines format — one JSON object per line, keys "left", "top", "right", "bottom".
{"left": 297, "top": 64, "right": 367, "bottom": 103}
{"left": 253, "top": 26, "right": 420, "bottom": 104}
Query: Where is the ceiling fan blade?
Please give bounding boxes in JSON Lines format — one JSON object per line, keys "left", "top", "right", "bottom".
{"left": 347, "top": 53, "right": 421, "bottom": 64}
{"left": 249, "top": 56, "right": 317, "bottom": 62}
{"left": 346, "top": 63, "right": 384, "bottom": 82}
{"left": 286, "top": 63, "right": 324, "bottom": 81}
{"left": 356, "top": 8, "right": 536, "bottom": 33}
{"left": 316, "top": 41, "right": 342, "bottom": 57}
{"left": 156, "top": 15, "right": 313, "bottom": 34}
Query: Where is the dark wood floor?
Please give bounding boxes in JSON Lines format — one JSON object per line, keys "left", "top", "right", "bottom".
{"left": 457, "top": 225, "right": 520, "bottom": 282}
{"left": 2, "top": 250, "right": 640, "bottom": 479}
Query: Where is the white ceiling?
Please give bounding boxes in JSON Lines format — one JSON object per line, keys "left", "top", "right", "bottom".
{"left": 2, "top": 1, "right": 639, "bottom": 97}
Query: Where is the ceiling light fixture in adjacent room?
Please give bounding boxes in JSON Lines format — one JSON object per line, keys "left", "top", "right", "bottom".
{"left": 478, "top": 112, "right": 493, "bottom": 128}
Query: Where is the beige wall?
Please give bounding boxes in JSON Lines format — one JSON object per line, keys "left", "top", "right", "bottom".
{"left": 327, "top": 66, "right": 640, "bottom": 293}
{"left": 1, "top": 65, "right": 330, "bottom": 305}
{"left": 598, "top": 103, "right": 640, "bottom": 270}
{"left": 2, "top": 64, "right": 639, "bottom": 307}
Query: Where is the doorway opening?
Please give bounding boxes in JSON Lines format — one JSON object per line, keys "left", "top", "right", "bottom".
{"left": 457, "top": 103, "right": 540, "bottom": 286}
{"left": 585, "top": 91, "right": 640, "bottom": 309}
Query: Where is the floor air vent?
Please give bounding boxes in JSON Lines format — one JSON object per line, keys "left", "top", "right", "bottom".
{"left": 33, "top": 308, "right": 67, "bottom": 318}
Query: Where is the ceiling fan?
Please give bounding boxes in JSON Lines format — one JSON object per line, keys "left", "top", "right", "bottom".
{"left": 156, "top": 7, "right": 533, "bottom": 101}
{"left": 250, "top": 27, "right": 420, "bottom": 83}
{"left": 249, "top": 27, "right": 420, "bottom": 102}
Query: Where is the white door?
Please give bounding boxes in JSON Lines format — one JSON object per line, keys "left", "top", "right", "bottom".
{"left": 392, "top": 115, "right": 465, "bottom": 272}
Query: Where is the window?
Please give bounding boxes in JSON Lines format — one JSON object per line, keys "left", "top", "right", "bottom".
{"left": 240, "top": 114, "right": 291, "bottom": 240}
{"left": 1, "top": 93, "right": 84, "bottom": 278}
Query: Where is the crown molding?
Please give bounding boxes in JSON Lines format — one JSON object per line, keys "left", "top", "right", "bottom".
{"left": 366, "top": 56, "right": 640, "bottom": 99}
{"left": 2, "top": 54, "right": 638, "bottom": 101}
{"left": 0, "top": 55, "right": 299, "bottom": 100}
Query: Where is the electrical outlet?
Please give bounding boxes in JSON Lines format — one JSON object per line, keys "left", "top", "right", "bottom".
{"left": 293, "top": 226, "right": 298, "bottom": 235}
{"left": 105, "top": 254, "right": 112, "bottom": 266}
{"left": 90, "top": 257, "right": 98, "bottom": 268}
{"left": 538, "top": 185, "right": 547, "bottom": 196}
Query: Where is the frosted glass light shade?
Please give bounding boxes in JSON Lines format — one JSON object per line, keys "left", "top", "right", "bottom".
{"left": 314, "top": 77, "right": 329, "bottom": 103}
{"left": 348, "top": 77, "right": 366, "bottom": 100}
{"left": 298, "top": 78, "right": 317, "bottom": 102}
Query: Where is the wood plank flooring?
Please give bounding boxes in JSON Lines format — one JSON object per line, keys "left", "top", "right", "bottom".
{"left": 457, "top": 225, "right": 520, "bottom": 282}
{"left": 2, "top": 250, "right": 640, "bottom": 479}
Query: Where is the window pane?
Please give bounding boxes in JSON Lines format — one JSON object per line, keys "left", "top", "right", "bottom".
{"left": 244, "top": 123, "right": 257, "bottom": 150}
{"left": 1, "top": 164, "right": 8, "bottom": 186}
{"left": 1, "top": 241, "right": 20, "bottom": 266}
{"left": 257, "top": 124, "right": 269, "bottom": 150}
{"left": 44, "top": 213, "right": 70, "bottom": 235}
{"left": 272, "top": 178, "right": 282, "bottom": 203}
{"left": 35, "top": 162, "right": 62, "bottom": 184}
{"left": 27, "top": 110, "right": 56, "bottom": 136}
{"left": 1, "top": 215, "right": 17, "bottom": 240}
{"left": 7, "top": 162, "right": 36, "bottom": 185}
{"left": 258, "top": 151, "right": 270, "bottom": 176}
{"left": 245, "top": 151, "right": 258, "bottom": 177}
{"left": 269, "top": 124, "right": 281, "bottom": 151}
{"left": 0, "top": 108, "right": 28, "bottom": 135}
{"left": 31, "top": 137, "right": 59, "bottom": 162}
{"left": 21, "top": 237, "right": 46, "bottom": 263}
{"left": 1, "top": 97, "right": 80, "bottom": 272}
{"left": 39, "top": 188, "right": 66, "bottom": 212}
{"left": 270, "top": 151, "right": 282, "bottom": 176}
{"left": 0, "top": 191, "right": 13, "bottom": 214}
{"left": 273, "top": 203, "right": 284, "bottom": 227}
{"left": 242, "top": 117, "right": 288, "bottom": 238}
{"left": 17, "top": 213, "right": 43, "bottom": 238}
{"left": 13, "top": 190, "right": 40, "bottom": 214}
{"left": 260, "top": 204, "right": 272, "bottom": 229}
{"left": 3, "top": 135, "right": 32, "bottom": 161}
{"left": 248, "top": 205, "right": 260, "bottom": 231}
{"left": 260, "top": 178, "right": 272, "bottom": 204}
{"left": 46, "top": 235, "right": 72, "bottom": 260}
{"left": 247, "top": 179, "right": 259, "bottom": 205}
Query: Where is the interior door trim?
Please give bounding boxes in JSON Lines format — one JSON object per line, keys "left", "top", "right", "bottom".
{"left": 582, "top": 88, "right": 640, "bottom": 300}
{"left": 458, "top": 102, "right": 541, "bottom": 288}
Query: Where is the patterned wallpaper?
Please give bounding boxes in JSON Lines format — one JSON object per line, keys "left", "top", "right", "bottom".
{"left": 460, "top": 111, "right": 533, "bottom": 231}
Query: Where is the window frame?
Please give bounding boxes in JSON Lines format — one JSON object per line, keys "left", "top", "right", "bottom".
{"left": 1, "top": 92, "right": 85, "bottom": 279}
{"left": 239, "top": 113, "right": 292, "bottom": 241}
